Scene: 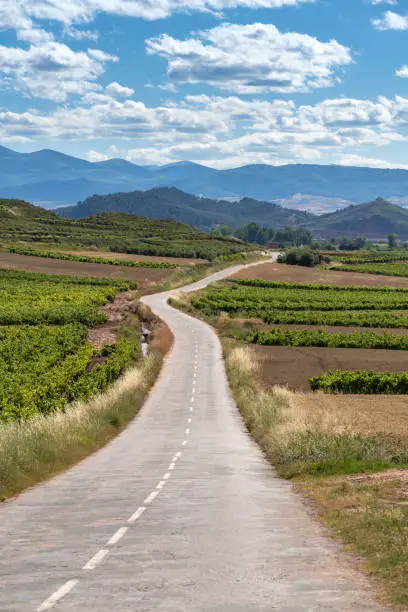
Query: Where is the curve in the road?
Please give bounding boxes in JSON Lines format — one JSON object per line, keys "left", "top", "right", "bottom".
{"left": 0, "top": 262, "right": 388, "bottom": 612}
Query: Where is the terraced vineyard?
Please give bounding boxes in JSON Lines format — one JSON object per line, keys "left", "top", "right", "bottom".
{"left": 1, "top": 199, "right": 253, "bottom": 261}
{"left": 0, "top": 269, "right": 140, "bottom": 422}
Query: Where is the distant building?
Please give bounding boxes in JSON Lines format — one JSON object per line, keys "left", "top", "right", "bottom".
{"left": 267, "top": 241, "right": 280, "bottom": 249}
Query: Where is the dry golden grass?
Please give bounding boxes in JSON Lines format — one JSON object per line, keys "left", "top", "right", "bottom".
{"left": 0, "top": 353, "right": 162, "bottom": 501}
{"left": 224, "top": 342, "right": 408, "bottom": 608}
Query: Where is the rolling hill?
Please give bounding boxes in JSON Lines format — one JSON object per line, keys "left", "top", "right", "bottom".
{"left": 58, "top": 187, "right": 313, "bottom": 230}
{"left": 0, "top": 198, "right": 251, "bottom": 260}
{"left": 307, "top": 198, "right": 408, "bottom": 239}
{"left": 3, "top": 145, "right": 408, "bottom": 210}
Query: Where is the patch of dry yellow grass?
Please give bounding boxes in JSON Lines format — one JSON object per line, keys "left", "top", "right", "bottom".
{"left": 0, "top": 354, "right": 161, "bottom": 500}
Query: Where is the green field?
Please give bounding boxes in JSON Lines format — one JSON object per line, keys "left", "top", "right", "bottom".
{"left": 8, "top": 247, "right": 179, "bottom": 269}
{"left": 250, "top": 328, "right": 408, "bottom": 350}
{"left": 1, "top": 199, "right": 253, "bottom": 260}
{"left": 332, "top": 262, "right": 408, "bottom": 277}
{"left": 0, "top": 269, "right": 140, "bottom": 422}
{"left": 191, "top": 281, "right": 408, "bottom": 321}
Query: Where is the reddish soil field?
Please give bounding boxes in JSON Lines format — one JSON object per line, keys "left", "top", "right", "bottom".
{"left": 64, "top": 250, "right": 208, "bottom": 265}
{"left": 0, "top": 252, "right": 174, "bottom": 287}
{"left": 253, "top": 345, "right": 408, "bottom": 392}
{"left": 232, "top": 262, "right": 408, "bottom": 289}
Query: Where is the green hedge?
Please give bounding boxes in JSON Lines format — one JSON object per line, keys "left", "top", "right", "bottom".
{"left": 310, "top": 370, "right": 408, "bottom": 394}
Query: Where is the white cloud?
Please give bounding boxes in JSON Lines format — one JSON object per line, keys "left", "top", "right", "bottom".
{"left": 340, "top": 154, "right": 408, "bottom": 170}
{"left": 396, "top": 65, "right": 408, "bottom": 78}
{"left": 87, "top": 150, "right": 109, "bottom": 162}
{"left": 64, "top": 27, "right": 99, "bottom": 41}
{"left": 2, "top": 93, "right": 408, "bottom": 169}
{"left": 371, "top": 1, "right": 397, "bottom": 5}
{"left": 16, "top": 0, "right": 316, "bottom": 26}
{"left": 372, "top": 10, "right": 408, "bottom": 30}
{"left": 0, "top": 41, "right": 118, "bottom": 101}
{"left": 106, "top": 81, "right": 135, "bottom": 97}
{"left": 146, "top": 23, "right": 352, "bottom": 94}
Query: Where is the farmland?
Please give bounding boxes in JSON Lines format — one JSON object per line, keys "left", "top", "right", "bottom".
{"left": 0, "top": 269, "right": 140, "bottom": 422}
{"left": 0, "top": 198, "right": 254, "bottom": 261}
{"left": 204, "top": 259, "right": 408, "bottom": 607}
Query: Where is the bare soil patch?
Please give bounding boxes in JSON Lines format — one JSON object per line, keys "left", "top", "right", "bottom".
{"left": 88, "top": 290, "right": 140, "bottom": 350}
{"left": 253, "top": 344, "right": 408, "bottom": 391}
{"left": 64, "top": 249, "right": 208, "bottom": 265}
{"left": 232, "top": 262, "right": 408, "bottom": 289}
{"left": 0, "top": 252, "right": 173, "bottom": 287}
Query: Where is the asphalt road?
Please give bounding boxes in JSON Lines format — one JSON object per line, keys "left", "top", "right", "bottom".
{"left": 0, "top": 262, "right": 387, "bottom": 611}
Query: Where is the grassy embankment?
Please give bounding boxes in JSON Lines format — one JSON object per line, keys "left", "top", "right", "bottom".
{"left": 225, "top": 344, "right": 408, "bottom": 608}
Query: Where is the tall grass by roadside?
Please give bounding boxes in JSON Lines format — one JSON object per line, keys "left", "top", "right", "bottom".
{"left": 225, "top": 344, "right": 408, "bottom": 478}
{"left": 0, "top": 352, "right": 162, "bottom": 500}
{"left": 225, "top": 342, "right": 408, "bottom": 607}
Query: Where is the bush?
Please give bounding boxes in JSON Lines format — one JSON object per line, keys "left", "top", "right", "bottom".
{"left": 310, "top": 370, "right": 408, "bottom": 394}
{"left": 278, "top": 248, "right": 329, "bottom": 267}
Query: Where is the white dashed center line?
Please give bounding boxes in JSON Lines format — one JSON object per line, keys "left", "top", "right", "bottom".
{"left": 182, "top": 440, "right": 188, "bottom": 446}
{"left": 156, "top": 480, "right": 166, "bottom": 490}
{"left": 83, "top": 549, "right": 109, "bottom": 571}
{"left": 163, "top": 472, "right": 171, "bottom": 480}
{"left": 128, "top": 506, "right": 146, "bottom": 524}
{"left": 144, "top": 491, "right": 159, "bottom": 505}
{"left": 185, "top": 428, "right": 190, "bottom": 435}
{"left": 108, "top": 527, "right": 128, "bottom": 546}
{"left": 37, "top": 580, "right": 78, "bottom": 611}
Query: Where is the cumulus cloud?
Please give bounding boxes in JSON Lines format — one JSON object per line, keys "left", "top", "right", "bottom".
{"left": 0, "top": 41, "right": 118, "bottom": 101}
{"left": 340, "top": 154, "right": 408, "bottom": 170}
{"left": 14, "top": 0, "right": 316, "bottom": 26}
{"left": 146, "top": 23, "right": 352, "bottom": 94}
{"left": 106, "top": 81, "right": 135, "bottom": 97}
{"left": 372, "top": 10, "right": 408, "bottom": 30}
{"left": 1, "top": 93, "right": 407, "bottom": 168}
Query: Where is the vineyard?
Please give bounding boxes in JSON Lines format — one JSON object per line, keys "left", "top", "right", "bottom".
{"left": 191, "top": 282, "right": 408, "bottom": 318}
{"left": 0, "top": 269, "right": 140, "bottom": 422}
{"left": 331, "top": 262, "right": 408, "bottom": 278}
{"left": 310, "top": 370, "right": 408, "bottom": 394}
{"left": 327, "top": 251, "right": 408, "bottom": 264}
{"left": 251, "top": 328, "right": 408, "bottom": 350}
{"left": 188, "top": 275, "right": 408, "bottom": 393}
{"left": 8, "top": 247, "right": 179, "bottom": 269}
{"left": 1, "top": 199, "right": 254, "bottom": 260}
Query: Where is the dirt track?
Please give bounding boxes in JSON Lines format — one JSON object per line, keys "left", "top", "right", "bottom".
{"left": 233, "top": 262, "right": 408, "bottom": 288}
{"left": 0, "top": 252, "right": 173, "bottom": 287}
{"left": 253, "top": 345, "right": 408, "bottom": 391}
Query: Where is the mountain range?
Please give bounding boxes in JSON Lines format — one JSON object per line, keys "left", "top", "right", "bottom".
{"left": 3, "top": 145, "right": 408, "bottom": 212}
{"left": 59, "top": 188, "right": 408, "bottom": 240}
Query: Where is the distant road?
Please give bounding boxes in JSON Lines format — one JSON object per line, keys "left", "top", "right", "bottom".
{"left": 0, "top": 259, "right": 386, "bottom": 611}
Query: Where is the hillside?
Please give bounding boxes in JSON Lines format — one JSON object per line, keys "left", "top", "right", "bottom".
{"left": 3, "top": 145, "right": 408, "bottom": 211}
{"left": 0, "top": 199, "right": 250, "bottom": 260}
{"left": 308, "top": 198, "right": 408, "bottom": 239}
{"left": 59, "top": 187, "right": 313, "bottom": 230}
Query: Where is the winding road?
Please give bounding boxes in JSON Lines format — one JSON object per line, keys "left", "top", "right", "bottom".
{"left": 0, "top": 263, "right": 387, "bottom": 611}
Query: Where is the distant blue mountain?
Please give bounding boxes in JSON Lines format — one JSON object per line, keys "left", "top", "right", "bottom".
{"left": 2, "top": 144, "right": 408, "bottom": 210}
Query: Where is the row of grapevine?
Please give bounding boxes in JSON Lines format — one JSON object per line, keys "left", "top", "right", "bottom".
{"left": 310, "top": 370, "right": 408, "bottom": 394}
{"left": 8, "top": 247, "right": 179, "bottom": 269}
{"left": 251, "top": 328, "right": 408, "bottom": 350}
{"left": 0, "top": 269, "right": 141, "bottom": 421}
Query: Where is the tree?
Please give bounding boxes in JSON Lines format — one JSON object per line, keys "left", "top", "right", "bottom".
{"left": 388, "top": 233, "right": 397, "bottom": 250}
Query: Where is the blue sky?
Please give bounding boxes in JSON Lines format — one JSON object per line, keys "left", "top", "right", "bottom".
{"left": 1, "top": 0, "right": 408, "bottom": 169}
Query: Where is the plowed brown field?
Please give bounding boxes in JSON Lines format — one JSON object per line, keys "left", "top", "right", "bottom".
{"left": 233, "top": 261, "right": 408, "bottom": 288}
{"left": 0, "top": 252, "right": 174, "bottom": 286}
{"left": 253, "top": 344, "right": 408, "bottom": 391}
